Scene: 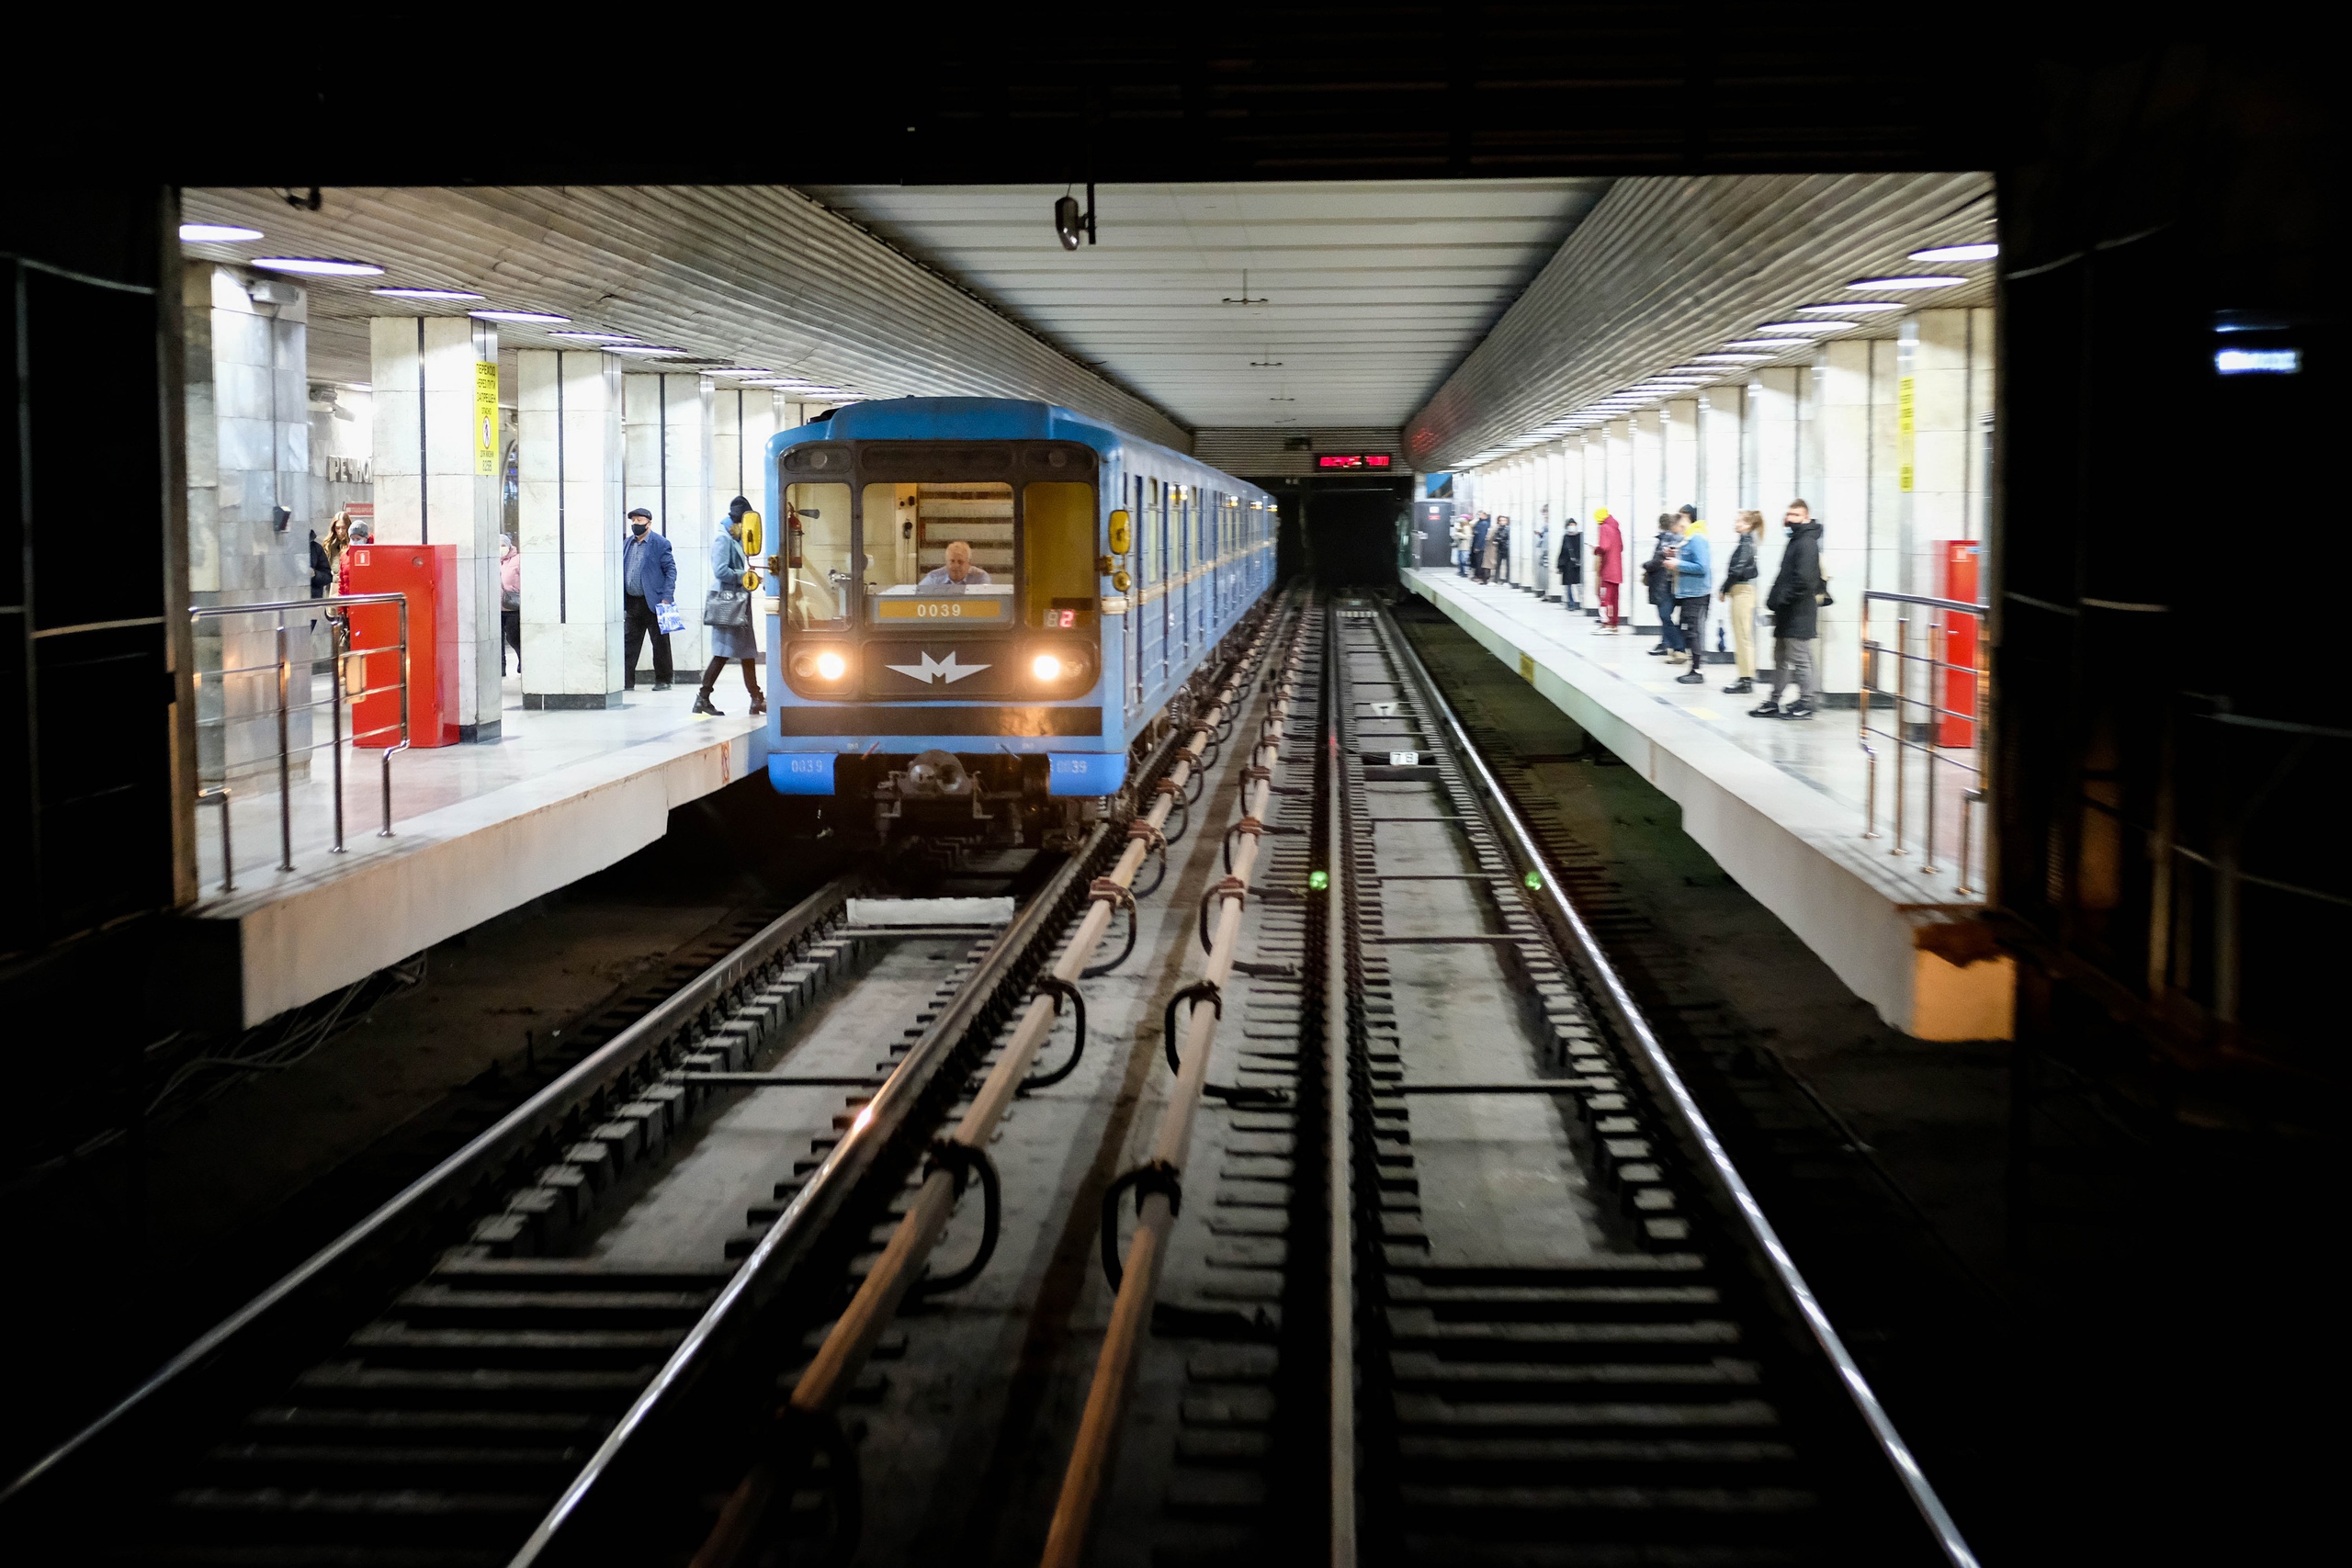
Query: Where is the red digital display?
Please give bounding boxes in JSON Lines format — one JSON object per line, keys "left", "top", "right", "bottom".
{"left": 1316, "top": 453, "right": 1393, "bottom": 469}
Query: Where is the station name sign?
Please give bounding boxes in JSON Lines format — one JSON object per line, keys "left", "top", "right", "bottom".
{"left": 1315, "top": 453, "right": 1393, "bottom": 469}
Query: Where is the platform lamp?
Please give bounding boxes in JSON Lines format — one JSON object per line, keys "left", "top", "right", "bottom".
{"left": 1054, "top": 184, "right": 1097, "bottom": 250}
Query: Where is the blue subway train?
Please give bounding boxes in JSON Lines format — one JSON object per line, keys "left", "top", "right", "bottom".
{"left": 760, "top": 398, "right": 1276, "bottom": 843}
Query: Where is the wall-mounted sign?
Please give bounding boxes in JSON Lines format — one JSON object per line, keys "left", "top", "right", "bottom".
{"left": 1316, "top": 453, "right": 1394, "bottom": 469}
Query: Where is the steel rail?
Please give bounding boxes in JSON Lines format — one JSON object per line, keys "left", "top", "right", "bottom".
{"left": 686, "top": 601, "right": 1298, "bottom": 1568}
{"left": 1380, "top": 609, "right": 1982, "bottom": 1568}
{"left": 0, "top": 874, "right": 862, "bottom": 1519}
{"left": 507, "top": 834, "right": 1108, "bottom": 1566}
{"left": 1322, "top": 608, "right": 1358, "bottom": 1568}
{"left": 1039, "top": 603, "right": 1314, "bottom": 1568}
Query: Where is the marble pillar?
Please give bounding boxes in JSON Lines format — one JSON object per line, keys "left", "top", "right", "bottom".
{"left": 1903, "top": 310, "right": 1976, "bottom": 603}
{"left": 1748, "top": 370, "right": 1800, "bottom": 604}
{"left": 517, "top": 350, "right": 625, "bottom": 708}
{"left": 1869, "top": 340, "right": 1903, "bottom": 594}
{"left": 1700, "top": 386, "right": 1742, "bottom": 532}
{"left": 1817, "top": 339, "right": 1873, "bottom": 694}
{"left": 1663, "top": 399, "right": 1699, "bottom": 519}
{"left": 370, "top": 316, "right": 503, "bottom": 739}
{"left": 184, "top": 264, "right": 313, "bottom": 781}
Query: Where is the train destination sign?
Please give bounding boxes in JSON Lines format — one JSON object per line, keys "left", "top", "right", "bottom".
{"left": 1315, "top": 453, "right": 1393, "bottom": 469}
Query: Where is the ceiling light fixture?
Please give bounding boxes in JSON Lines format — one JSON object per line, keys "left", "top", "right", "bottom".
{"left": 1799, "top": 301, "right": 1902, "bottom": 314}
{"left": 605, "top": 344, "right": 687, "bottom": 356}
{"left": 1754, "top": 321, "right": 1850, "bottom": 334}
{"left": 548, "top": 332, "right": 637, "bottom": 342}
{"left": 471, "top": 310, "right": 571, "bottom": 323}
{"left": 1690, "top": 353, "right": 1772, "bottom": 363}
{"left": 706, "top": 367, "right": 775, "bottom": 377}
{"left": 1908, "top": 243, "right": 1998, "bottom": 263}
{"left": 372, "top": 288, "right": 485, "bottom": 300}
{"left": 1845, "top": 276, "right": 1966, "bottom": 291}
{"left": 180, "top": 223, "right": 263, "bottom": 243}
{"left": 1720, "top": 340, "right": 1802, "bottom": 351}
{"left": 253, "top": 257, "right": 383, "bottom": 277}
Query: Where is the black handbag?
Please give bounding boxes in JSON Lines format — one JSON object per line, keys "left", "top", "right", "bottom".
{"left": 703, "top": 587, "right": 752, "bottom": 628}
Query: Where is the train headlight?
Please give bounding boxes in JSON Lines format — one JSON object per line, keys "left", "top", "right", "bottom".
{"left": 791, "top": 646, "right": 854, "bottom": 684}
{"left": 1032, "top": 653, "right": 1064, "bottom": 681}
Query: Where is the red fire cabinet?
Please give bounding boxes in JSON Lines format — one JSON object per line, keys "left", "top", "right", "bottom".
{"left": 346, "top": 543, "right": 460, "bottom": 748}
{"left": 1937, "top": 540, "right": 1983, "bottom": 750}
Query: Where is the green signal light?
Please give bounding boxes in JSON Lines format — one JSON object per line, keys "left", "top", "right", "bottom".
{"left": 1309, "top": 870, "right": 1330, "bottom": 891}
{"left": 1524, "top": 871, "right": 1544, "bottom": 891}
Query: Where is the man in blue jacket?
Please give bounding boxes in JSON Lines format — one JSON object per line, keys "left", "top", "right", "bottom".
{"left": 621, "top": 507, "right": 678, "bottom": 691}
{"left": 1671, "top": 506, "right": 1712, "bottom": 684}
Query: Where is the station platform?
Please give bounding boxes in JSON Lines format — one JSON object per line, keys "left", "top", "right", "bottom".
{"left": 1404, "top": 570, "right": 2012, "bottom": 1040}
{"left": 183, "top": 676, "right": 768, "bottom": 1028}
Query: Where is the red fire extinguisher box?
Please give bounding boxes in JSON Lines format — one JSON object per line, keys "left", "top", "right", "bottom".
{"left": 1937, "top": 540, "right": 1982, "bottom": 750}
{"left": 346, "top": 543, "right": 461, "bottom": 748}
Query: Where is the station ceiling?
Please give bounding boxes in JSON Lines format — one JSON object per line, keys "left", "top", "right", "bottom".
{"left": 798, "top": 180, "right": 1607, "bottom": 432}
{"left": 177, "top": 186, "right": 1193, "bottom": 450}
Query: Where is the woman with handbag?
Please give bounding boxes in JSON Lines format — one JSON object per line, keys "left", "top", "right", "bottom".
{"left": 694, "top": 505, "right": 766, "bottom": 717}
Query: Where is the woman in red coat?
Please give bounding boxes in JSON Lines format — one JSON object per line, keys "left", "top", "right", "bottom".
{"left": 1591, "top": 508, "right": 1625, "bottom": 630}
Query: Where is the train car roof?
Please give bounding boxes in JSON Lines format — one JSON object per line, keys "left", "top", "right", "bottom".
{"left": 764, "top": 398, "right": 1272, "bottom": 504}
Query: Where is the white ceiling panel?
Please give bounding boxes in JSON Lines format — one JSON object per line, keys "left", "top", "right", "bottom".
{"left": 797, "top": 180, "right": 1609, "bottom": 433}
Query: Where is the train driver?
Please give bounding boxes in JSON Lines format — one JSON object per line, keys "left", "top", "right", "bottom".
{"left": 918, "top": 540, "right": 991, "bottom": 590}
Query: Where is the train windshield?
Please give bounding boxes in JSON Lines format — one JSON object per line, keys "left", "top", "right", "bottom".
{"left": 784, "top": 483, "right": 852, "bottom": 628}
{"left": 864, "top": 481, "right": 1016, "bottom": 626}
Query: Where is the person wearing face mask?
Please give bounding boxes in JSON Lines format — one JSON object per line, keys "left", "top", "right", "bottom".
{"left": 694, "top": 501, "right": 765, "bottom": 717}
{"left": 622, "top": 507, "right": 678, "bottom": 693}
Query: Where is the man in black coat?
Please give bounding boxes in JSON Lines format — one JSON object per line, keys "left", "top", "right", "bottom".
{"left": 1750, "top": 500, "right": 1825, "bottom": 720}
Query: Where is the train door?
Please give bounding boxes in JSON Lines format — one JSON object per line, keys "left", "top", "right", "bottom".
{"left": 1125, "top": 472, "right": 1141, "bottom": 717}
{"left": 1157, "top": 479, "right": 1171, "bottom": 689}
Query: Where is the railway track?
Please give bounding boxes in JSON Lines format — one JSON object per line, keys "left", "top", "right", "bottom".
{"left": 3, "top": 591, "right": 1974, "bottom": 1567}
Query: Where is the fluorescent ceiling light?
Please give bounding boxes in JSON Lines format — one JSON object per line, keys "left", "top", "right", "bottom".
{"left": 1690, "top": 353, "right": 1771, "bottom": 363}
{"left": 707, "top": 367, "right": 775, "bottom": 377}
{"left": 180, "top": 223, "right": 263, "bottom": 243}
{"left": 1721, "top": 340, "right": 1802, "bottom": 351}
{"left": 254, "top": 257, "right": 383, "bottom": 276}
{"left": 1799, "top": 301, "right": 1902, "bottom": 314}
{"left": 549, "top": 332, "right": 637, "bottom": 342}
{"left": 605, "top": 344, "right": 687, "bottom": 356}
{"left": 2215, "top": 348, "right": 2301, "bottom": 375}
{"left": 1754, "top": 321, "right": 1849, "bottom": 334}
{"left": 470, "top": 310, "right": 571, "bottom": 323}
{"left": 372, "top": 288, "right": 484, "bottom": 299}
{"left": 1909, "top": 243, "right": 1998, "bottom": 262}
{"left": 1846, "top": 276, "right": 1966, "bottom": 291}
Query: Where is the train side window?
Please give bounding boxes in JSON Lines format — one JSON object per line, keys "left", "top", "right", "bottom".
{"left": 784, "top": 482, "right": 852, "bottom": 627}
{"left": 1023, "top": 481, "right": 1097, "bottom": 626}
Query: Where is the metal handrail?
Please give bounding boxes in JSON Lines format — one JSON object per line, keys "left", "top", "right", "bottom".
{"left": 1860, "top": 591, "right": 1988, "bottom": 896}
{"left": 189, "top": 592, "right": 410, "bottom": 891}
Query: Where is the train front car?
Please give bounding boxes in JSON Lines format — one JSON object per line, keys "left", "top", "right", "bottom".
{"left": 761, "top": 399, "right": 1275, "bottom": 846}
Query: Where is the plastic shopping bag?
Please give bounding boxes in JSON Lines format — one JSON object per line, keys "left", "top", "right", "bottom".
{"left": 655, "top": 600, "right": 686, "bottom": 636}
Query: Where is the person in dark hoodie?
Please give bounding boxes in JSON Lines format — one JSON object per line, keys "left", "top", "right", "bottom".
{"left": 1645, "top": 513, "right": 1684, "bottom": 657}
{"left": 1470, "top": 512, "right": 1493, "bottom": 583}
{"left": 1718, "top": 509, "right": 1762, "bottom": 694}
{"left": 1556, "top": 511, "right": 1583, "bottom": 612}
{"left": 1751, "top": 499, "right": 1826, "bottom": 719}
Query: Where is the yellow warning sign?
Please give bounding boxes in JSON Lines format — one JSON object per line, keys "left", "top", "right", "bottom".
{"left": 474, "top": 361, "right": 499, "bottom": 477}
{"left": 1897, "top": 375, "right": 1917, "bottom": 493}
{"left": 1519, "top": 650, "right": 1536, "bottom": 683}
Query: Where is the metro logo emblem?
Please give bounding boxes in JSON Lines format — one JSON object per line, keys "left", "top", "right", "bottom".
{"left": 883, "top": 649, "right": 991, "bottom": 685}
